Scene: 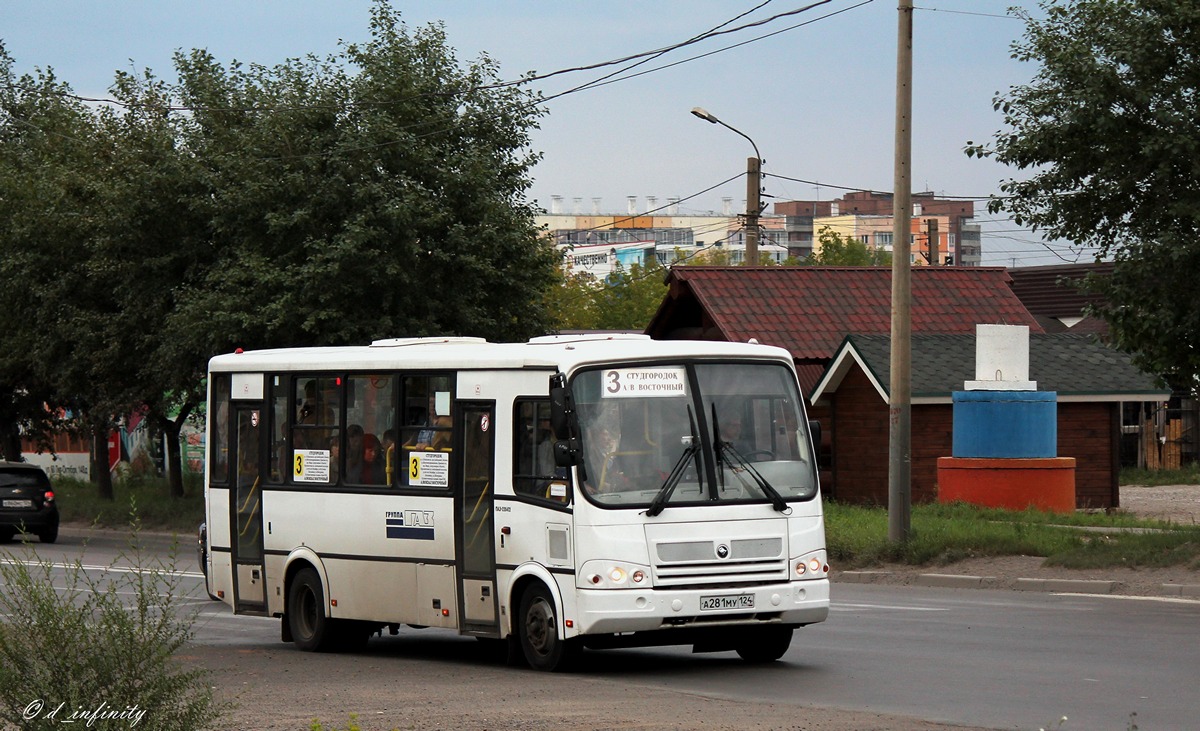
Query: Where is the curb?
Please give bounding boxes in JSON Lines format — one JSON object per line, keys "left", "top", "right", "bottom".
{"left": 837, "top": 570, "right": 1200, "bottom": 599}
{"left": 1160, "top": 584, "right": 1200, "bottom": 598}
{"left": 1014, "top": 578, "right": 1118, "bottom": 594}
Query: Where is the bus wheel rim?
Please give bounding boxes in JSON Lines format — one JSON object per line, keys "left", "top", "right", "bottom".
{"left": 525, "top": 597, "right": 556, "bottom": 656}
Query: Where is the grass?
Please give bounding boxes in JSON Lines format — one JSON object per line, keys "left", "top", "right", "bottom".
{"left": 826, "top": 500, "right": 1200, "bottom": 571}
{"left": 1119, "top": 465, "right": 1200, "bottom": 486}
{"left": 53, "top": 473, "right": 205, "bottom": 533}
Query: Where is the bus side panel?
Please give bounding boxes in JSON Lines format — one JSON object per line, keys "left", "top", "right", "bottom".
{"left": 263, "top": 490, "right": 456, "bottom": 627}
{"left": 494, "top": 501, "right": 576, "bottom": 638}
{"left": 207, "top": 486, "right": 234, "bottom": 607}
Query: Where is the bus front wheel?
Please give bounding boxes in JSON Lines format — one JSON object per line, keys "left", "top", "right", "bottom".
{"left": 288, "top": 567, "right": 336, "bottom": 652}
{"left": 735, "top": 625, "right": 794, "bottom": 663}
{"left": 517, "top": 584, "right": 578, "bottom": 672}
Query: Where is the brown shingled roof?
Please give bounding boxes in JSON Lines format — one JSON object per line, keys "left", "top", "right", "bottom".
{"left": 646, "top": 266, "right": 1043, "bottom": 362}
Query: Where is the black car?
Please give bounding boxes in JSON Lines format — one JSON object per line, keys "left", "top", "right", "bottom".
{"left": 0, "top": 461, "right": 59, "bottom": 544}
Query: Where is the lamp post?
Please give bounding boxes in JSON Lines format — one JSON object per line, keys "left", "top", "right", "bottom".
{"left": 691, "top": 107, "right": 762, "bottom": 265}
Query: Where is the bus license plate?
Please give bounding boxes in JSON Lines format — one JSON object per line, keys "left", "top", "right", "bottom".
{"left": 700, "top": 593, "right": 754, "bottom": 611}
{"left": 2, "top": 499, "right": 33, "bottom": 509}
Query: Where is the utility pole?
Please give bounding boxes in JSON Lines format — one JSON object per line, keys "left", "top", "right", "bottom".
{"left": 928, "top": 218, "right": 939, "bottom": 265}
{"left": 690, "top": 107, "right": 762, "bottom": 266}
{"left": 889, "top": 0, "right": 913, "bottom": 544}
{"left": 745, "top": 156, "right": 761, "bottom": 265}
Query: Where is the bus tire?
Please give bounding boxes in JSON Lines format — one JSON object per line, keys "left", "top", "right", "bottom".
{"left": 288, "top": 567, "right": 336, "bottom": 652}
{"left": 735, "top": 625, "right": 794, "bottom": 663}
{"left": 517, "top": 583, "right": 578, "bottom": 672}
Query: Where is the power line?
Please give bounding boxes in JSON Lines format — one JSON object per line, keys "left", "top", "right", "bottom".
{"left": 539, "top": 0, "right": 875, "bottom": 102}
{"left": 912, "top": 5, "right": 1021, "bottom": 21}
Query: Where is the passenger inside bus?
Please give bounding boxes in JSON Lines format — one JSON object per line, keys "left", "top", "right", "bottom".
{"left": 582, "top": 406, "right": 628, "bottom": 494}
{"left": 327, "top": 434, "right": 340, "bottom": 483}
{"left": 361, "top": 433, "right": 385, "bottom": 484}
{"left": 404, "top": 394, "right": 452, "bottom": 451}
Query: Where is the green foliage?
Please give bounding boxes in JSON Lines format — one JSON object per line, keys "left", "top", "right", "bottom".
{"left": 0, "top": 2, "right": 560, "bottom": 483}
{"left": 967, "top": 0, "right": 1200, "bottom": 394}
{"left": 825, "top": 500, "right": 1200, "bottom": 570}
{"left": 169, "top": 5, "right": 556, "bottom": 350}
{"left": 0, "top": 518, "right": 224, "bottom": 730}
{"left": 805, "top": 226, "right": 892, "bottom": 266}
{"left": 551, "top": 260, "right": 667, "bottom": 332}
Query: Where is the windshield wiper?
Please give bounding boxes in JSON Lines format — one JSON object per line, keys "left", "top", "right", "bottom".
{"left": 711, "top": 404, "right": 789, "bottom": 513}
{"left": 646, "top": 406, "right": 700, "bottom": 517}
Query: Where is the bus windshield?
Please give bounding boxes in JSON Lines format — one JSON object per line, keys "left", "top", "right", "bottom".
{"left": 572, "top": 361, "right": 817, "bottom": 509}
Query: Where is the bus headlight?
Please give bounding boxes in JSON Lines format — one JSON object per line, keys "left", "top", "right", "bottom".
{"left": 580, "top": 561, "right": 652, "bottom": 589}
{"left": 793, "top": 550, "right": 829, "bottom": 580}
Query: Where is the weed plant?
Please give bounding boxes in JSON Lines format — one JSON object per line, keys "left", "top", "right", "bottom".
{"left": 0, "top": 511, "right": 225, "bottom": 730}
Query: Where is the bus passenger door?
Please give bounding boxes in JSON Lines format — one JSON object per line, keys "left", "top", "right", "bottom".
{"left": 456, "top": 402, "right": 498, "bottom": 634}
{"left": 231, "top": 404, "right": 267, "bottom": 613}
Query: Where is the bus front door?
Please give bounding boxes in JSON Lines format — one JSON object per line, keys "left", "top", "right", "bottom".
{"left": 457, "top": 402, "right": 498, "bottom": 634}
{"left": 231, "top": 405, "right": 267, "bottom": 614}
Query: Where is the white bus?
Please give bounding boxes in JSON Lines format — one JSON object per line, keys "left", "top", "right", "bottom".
{"left": 201, "top": 334, "right": 829, "bottom": 671}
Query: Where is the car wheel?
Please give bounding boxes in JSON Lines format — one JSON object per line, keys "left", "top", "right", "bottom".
{"left": 735, "top": 625, "right": 794, "bottom": 663}
{"left": 288, "top": 567, "right": 337, "bottom": 652}
{"left": 37, "top": 523, "right": 58, "bottom": 544}
{"left": 0, "top": 527, "right": 14, "bottom": 544}
{"left": 517, "top": 583, "right": 579, "bottom": 672}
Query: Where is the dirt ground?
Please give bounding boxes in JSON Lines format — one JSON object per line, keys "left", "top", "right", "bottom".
{"left": 196, "top": 484, "right": 1200, "bottom": 731}
{"left": 1118, "top": 482, "right": 1200, "bottom": 525}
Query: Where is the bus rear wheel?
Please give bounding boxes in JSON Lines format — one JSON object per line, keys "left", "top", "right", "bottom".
{"left": 518, "top": 584, "right": 578, "bottom": 672}
{"left": 735, "top": 625, "right": 794, "bottom": 663}
{"left": 289, "top": 567, "right": 337, "bottom": 652}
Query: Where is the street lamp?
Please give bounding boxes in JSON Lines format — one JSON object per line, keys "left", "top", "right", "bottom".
{"left": 691, "top": 107, "right": 762, "bottom": 265}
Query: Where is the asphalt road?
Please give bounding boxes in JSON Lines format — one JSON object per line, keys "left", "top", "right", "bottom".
{"left": 5, "top": 528, "right": 1199, "bottom": 730}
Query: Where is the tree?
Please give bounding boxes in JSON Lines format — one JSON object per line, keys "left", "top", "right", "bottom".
{"left": 966, "top": 0, "right": 1200, "bottom": 393}
{"left": 0, "top": 48, "right": 121, "bottom": 496}
{"left": 806, "top": 226, "right": 892, "bottom": 266}
{"left": 0, "top": 3, "right": 561, "bottom": 491}
{"left": 168, "top": 4, "right": 557, "bottom": 354}
{"left": 551, "top": 260, "right": 667, "bottom": 332}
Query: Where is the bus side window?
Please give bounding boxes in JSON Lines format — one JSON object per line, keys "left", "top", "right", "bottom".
{"left": 292, "top": 376, "right": 342, "bottom": 485}
{"left": 514, "top": 399, "right": 569, "bottom": 503}
{"left": 210, "top": 375, "right": 231, "bottom": 484}
{"left": 399, "top": 375, "right": 453, "bottom": 489}
{"left": 345, "top": 375, "right": 395, "bottom": 486}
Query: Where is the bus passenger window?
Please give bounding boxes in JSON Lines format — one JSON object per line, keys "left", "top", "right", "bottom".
{"left": 514, "top": 399, "right": 569, "bottom": 502}
{"left": 210, "top": 375, "right": 230, "bottom": 484}
{"left": 345, "top": 375, "right": 396, "bottom": 486}
{"left": 291, "top": 376, "right": 342, "bottom": 484}
{"left": 399, "top": 375, "right": 454, "bottom": 489}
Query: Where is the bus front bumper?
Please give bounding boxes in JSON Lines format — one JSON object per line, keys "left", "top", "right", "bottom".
{"left": 570, "top": 579, "right": 830, "bottom": 637}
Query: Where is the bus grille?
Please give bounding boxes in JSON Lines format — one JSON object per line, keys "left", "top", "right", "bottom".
{"left": 652, "top": 537, "right": 787, "bottom": 588}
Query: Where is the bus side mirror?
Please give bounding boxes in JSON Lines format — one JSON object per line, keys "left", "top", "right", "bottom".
{"left": 553, "top": 438, "right": 582, "bottom": 467}
{"left": 549, "top": 374, "right": 571, "bottom": 438}
{"left": 808, "top": 419, "right": 822, "bottom": 450}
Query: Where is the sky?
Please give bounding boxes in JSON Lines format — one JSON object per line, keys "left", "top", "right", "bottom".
{"left": 0, "top": 1, "right": 1071, "bottom": 267}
